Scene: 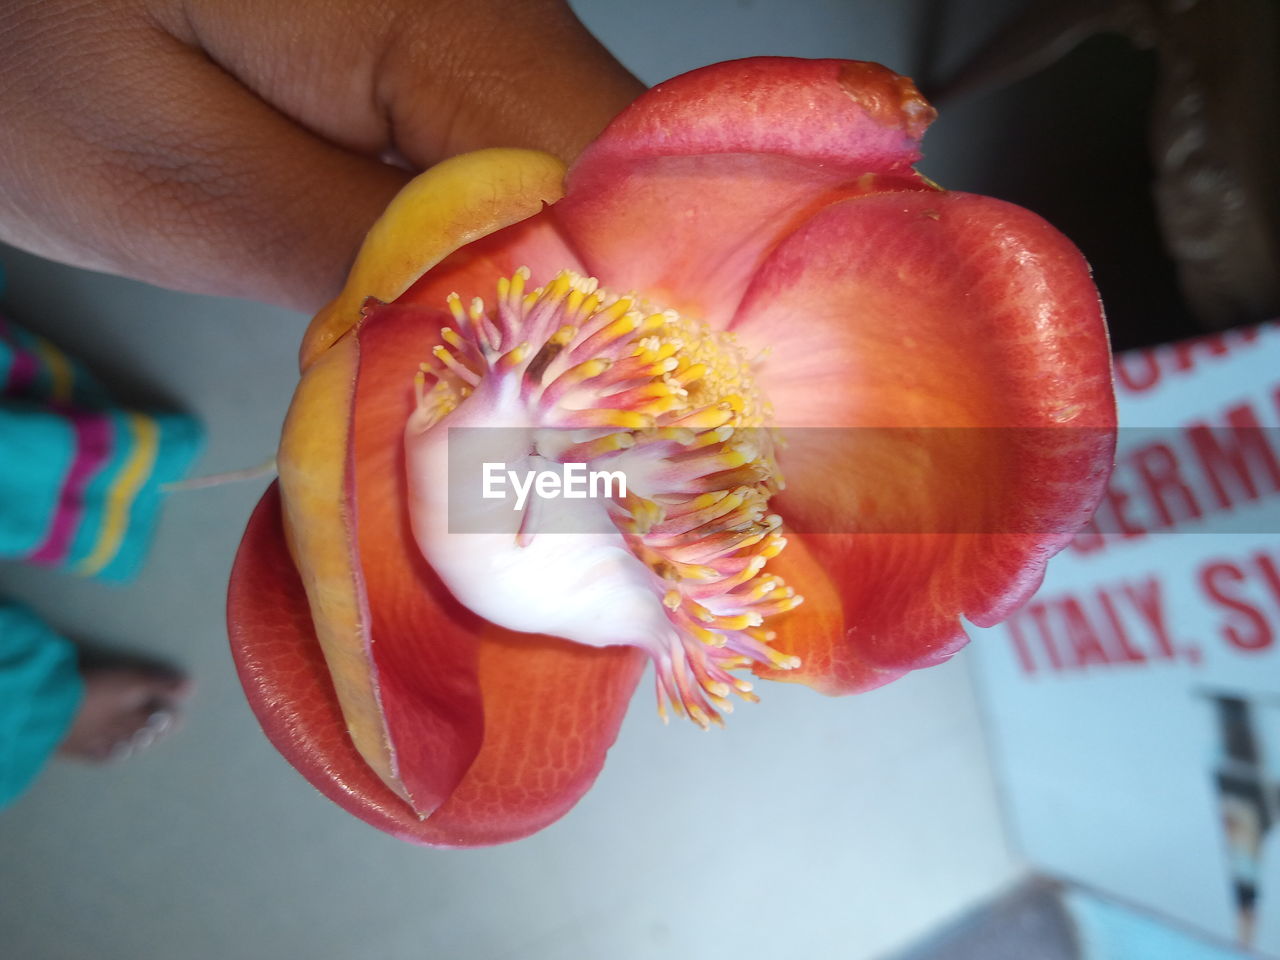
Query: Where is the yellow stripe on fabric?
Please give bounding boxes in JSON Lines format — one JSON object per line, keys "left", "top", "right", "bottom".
{"left": 34, "top": 339, "right": 73, "bottom": 405}
{"left": 76, "top": 413, "right": 159, "bottom": 576}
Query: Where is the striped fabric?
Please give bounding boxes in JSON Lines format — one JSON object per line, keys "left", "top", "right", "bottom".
{"left": 0, "top": 297, "right": 203, "bottom": 583}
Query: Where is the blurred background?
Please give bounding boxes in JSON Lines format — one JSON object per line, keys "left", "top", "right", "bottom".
{"left": 1, "top": 0, "right": 1275, "bottom": 958}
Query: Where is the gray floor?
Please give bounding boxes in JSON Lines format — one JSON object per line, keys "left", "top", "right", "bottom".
{"left": 0, "top": 2, "right": 1032, "bottom": 958}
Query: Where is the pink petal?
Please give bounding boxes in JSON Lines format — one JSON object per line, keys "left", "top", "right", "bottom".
{"left": 555, "top": 58, "right": 938, "bottom": 326}
{"left": 733, "top": 190, "right": 1115, "bottom": 686}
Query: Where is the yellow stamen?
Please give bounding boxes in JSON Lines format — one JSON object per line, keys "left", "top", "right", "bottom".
{"left": 446, "top": 292, "right": 465, "bottom": 325}
{"left": 411, "top": 267, "right": 804, "bottom": 729}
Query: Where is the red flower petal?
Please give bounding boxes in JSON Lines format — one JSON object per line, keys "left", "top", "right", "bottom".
{"left": 418, "top": 628, "right": 646, "bottom": 846}
{"left": 230, "top": 484, "right": 646, "bottom": 846}
{"left": 348, "top": 302, "right": 491, "bottom": 816}
{"left": 396, "top": 210, "right": 586, "bottom": 312}
{"left": 573, "top": 58, "right": 935, "bottom": 172}
{"left": 733, "top": 191, "right": 1114, "bottom": 689}
{"left": 555, "top": 58, "right": 938, "bottom": 325}
{"left": 757, "top": 533, "right": 910, "bottom": 695}
{"left": 229, "top": 484, "right": 446, "bottom": 841}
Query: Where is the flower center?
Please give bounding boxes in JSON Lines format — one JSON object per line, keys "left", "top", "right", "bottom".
{"left": 402, "top": 268, "right": 802, "bottom": 727}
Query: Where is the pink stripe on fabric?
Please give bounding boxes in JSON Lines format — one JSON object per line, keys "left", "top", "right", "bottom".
{"left": 27, "top": 411, "right": 114, "bottom": 565}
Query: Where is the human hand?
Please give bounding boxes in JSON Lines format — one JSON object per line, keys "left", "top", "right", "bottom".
{"left": 0, "top": 0, "right": 643, "bottom": 311}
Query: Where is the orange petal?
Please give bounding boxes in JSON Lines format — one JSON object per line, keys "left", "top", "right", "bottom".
{"left": 229, "top": 484, "right": 448, "bottom": 842}
{"left": 347, "top": 301, "right": 490, "bottom": 816}
{"left": 734, "top": 191, "right": 1114, "bottom": 687}
{"left": 554, "top": 59, "right": 937, "bottom": 324}
{"left": 301, "top": 148, "right": 566, "bottom": 369}
{"left": 229, "top": 484, "right": 646, "bottom": 846}
{"left": 572, "top": 58, "right": 934, "bottom": 173}
{"left": 394, "top": 209, "right": 586, "bottom": 313}
{"left": 755, "top": 533, "right": 910, "bottom": 694}
{"left": 421, "top": 628, "right": 646, "bottom": 846}
{"left": 557, "top": 155, "right": 934, "bottom": 326}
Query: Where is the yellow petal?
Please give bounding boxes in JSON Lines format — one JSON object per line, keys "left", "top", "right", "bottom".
{"left": 300, "top": 148, "right": 567, "bottom": 369}
{"left": 277, "top": 334, "right": 406, "bottom": 800}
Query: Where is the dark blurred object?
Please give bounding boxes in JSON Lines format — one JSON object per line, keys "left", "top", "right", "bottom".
{"left": 893, "top": 878, "right": 1080, "bottom": 960}
{"left": 934, "top": 0, "right": 1280, "bottom": 335}
{"left": 1206, "top": 692, "right": 1278, "bottom": 948}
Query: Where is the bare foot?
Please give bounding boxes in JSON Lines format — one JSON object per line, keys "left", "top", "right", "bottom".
{"left": 58, "top": 661, "right": 192, "bottom": 763}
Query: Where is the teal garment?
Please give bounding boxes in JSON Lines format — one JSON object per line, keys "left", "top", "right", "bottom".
{"left": 0, "top": 401, "right": 78, "bottom": 554}
{"left": 0, "top": 262, "right": 201, "bottom": 808}
{"left": 0, "top": 603, "right": 83, "bottom": 809}
{"left": 0, "top": 320, "right": 204, "bottom": 581}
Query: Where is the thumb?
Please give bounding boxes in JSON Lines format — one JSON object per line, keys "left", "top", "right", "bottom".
{"left": 354, "top": 0, "right": 646, "bottom": 169}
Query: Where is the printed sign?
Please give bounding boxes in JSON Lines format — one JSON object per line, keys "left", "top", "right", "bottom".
{"left": 968, "top": 323, "right": 1280, "bottom": 954}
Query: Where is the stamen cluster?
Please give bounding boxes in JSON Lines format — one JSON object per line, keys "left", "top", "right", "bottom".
{"left": 407, "top": 269, "right": 803, "bottom": 728}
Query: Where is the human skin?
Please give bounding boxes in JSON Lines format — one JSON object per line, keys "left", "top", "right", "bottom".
{"left": 0, "top": 0, "right": 644, "bottom": 311}
{"left": 60, "top": 664, "right": 192, "bottom": 762}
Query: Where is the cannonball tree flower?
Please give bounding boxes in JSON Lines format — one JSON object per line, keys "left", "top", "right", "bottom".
{"left": 228, "top": 58, "right": 1115, "bottom": 846}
